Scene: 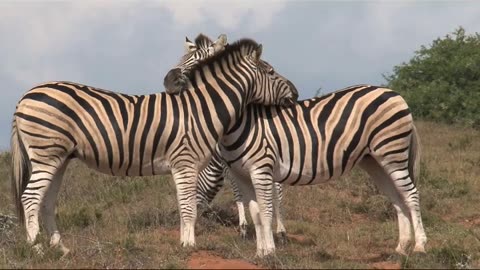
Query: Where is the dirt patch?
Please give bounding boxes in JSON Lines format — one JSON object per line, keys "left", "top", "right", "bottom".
{"left": 286, "top": 233, "right": 316, "bottom": 246}
{"left": 458, "top": 217, "right": 480, "bottom": 229}
{"left": 188, "top": 251, "right": 261, "bottom": 269}
{"left": 350, "top": 213, "right": 370, "bottom": 223}
{"left": 157, "top": 228, "right": 180, "bottom": 238}
{"left": 346, "top": 253, "right": 381, "bottom": 262}
{"left": 371, "top": 261, "right": 401, "bottom": 269}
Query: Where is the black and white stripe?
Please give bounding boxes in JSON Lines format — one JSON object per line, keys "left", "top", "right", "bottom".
{"left": 197, "top": 148, "right": 286, "bottom": 240}
{"left": 195, "top": 85, "right": 426, "bottom": 257}
{"left": 10, "top": 37, "right": 298, "bottom": 254}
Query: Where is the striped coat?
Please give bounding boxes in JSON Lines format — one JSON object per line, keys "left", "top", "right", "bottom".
{"left": 195, "top": 85, "right": 426, "bottom": 256}
{"left": 10, "top": 38, "right": 298, "bottom": 254}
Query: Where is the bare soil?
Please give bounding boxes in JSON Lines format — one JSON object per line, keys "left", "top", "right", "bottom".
{"left": 188, "top": 251, "right": 261, "bottom": 269}
{"left": 371, "top": 261, "right": 401, "bottom": 269}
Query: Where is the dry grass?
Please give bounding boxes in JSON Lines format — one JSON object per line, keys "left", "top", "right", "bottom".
{"left": 1, "top": 120, "right": 479, "bottom": 269}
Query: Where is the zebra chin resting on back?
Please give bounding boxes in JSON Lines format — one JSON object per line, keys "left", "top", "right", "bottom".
{"left": 175, "top": 34, "right": 287, "bottom": 240}
{"left": 164, "top": 33, "right": 227, "bottom": 94}
{"left": 10, "top": 35, "right": 299, "bottom": 256}
{"left": 166, "top": 35, "right": 427, "bottom": 257}
{"left": 193, "top": 85, "right": 427, "bottom": 257}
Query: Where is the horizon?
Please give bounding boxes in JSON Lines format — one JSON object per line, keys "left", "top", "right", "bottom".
{"left": 1, "top": 1, "right": 479, "bottom": 149}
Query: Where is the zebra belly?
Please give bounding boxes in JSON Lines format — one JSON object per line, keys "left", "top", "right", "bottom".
{"left": 272, "top": 151, "right": 366, "bottom": 186}
{"left": 272, "top": 160, "right": 330, "bottom": 185}
{"left": 75, "top": 148, "right": 172, "bottom": 177}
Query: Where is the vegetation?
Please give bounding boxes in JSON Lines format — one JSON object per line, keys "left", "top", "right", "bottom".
{"left": 384, "top": 27, "right": 480, "bottom": 128}
{"left": 1, "top": 120, "right": 479, "bottom": 268}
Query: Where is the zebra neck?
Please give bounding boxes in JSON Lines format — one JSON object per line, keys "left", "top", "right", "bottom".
{"left": 179, "top": 72, "right": 251, "bottom": 142}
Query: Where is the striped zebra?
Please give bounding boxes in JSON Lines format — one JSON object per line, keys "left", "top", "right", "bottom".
{"left": 189, "top": 85, "right": 428, "bottom": 257}
{"left": 181, "top": 34, "right": 287, "bottom": 241}
{"left": 197, "top": 149, "right": 286, "bottom": 241}
{"left": 10, "top": 37, "right": 299, "bottom": 255}
{"left": 164, "top": 34, "right": 228, "bottom": 94}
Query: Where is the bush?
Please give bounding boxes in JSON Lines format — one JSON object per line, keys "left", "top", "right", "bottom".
{"left": 384, "top": 27, "right": 480, "bottom": 128}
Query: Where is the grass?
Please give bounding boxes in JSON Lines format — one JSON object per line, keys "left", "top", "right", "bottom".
{"left": 0, "top": 120, "right": 479, "bottom": 268}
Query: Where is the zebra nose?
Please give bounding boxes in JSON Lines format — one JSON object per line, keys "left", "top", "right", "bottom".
{"left": 164, "top": 68, "right": 187, "bottom": 94}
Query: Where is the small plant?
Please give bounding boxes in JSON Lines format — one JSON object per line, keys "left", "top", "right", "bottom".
{"left": 314, "top": 249, "right": 334, "bottom": 261}
{"left": 59, "top": 206, "right": 101, "bottom": 229}
{"left": 432, "top": 245, "right": 472, "bottom": 269}
{"left": 124, "top": 234, "right": 136, "bottom": 252}
{"left": 448, "top": 135, "right": 473, "bottom": 151}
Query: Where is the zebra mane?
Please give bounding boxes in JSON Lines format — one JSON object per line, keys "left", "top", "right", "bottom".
{"left": 194, "top": 33, "right": 213, "bottom": 49}
{"left": 185, "top": 38, "right": 260, "bottom": 81}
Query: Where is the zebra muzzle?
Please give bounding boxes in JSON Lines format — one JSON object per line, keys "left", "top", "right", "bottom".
{"left": 164, "top": 68, "right": 189, "bottom": 95}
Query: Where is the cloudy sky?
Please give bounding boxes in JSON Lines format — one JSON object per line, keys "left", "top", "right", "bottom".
{"left": 0, "top": 1, "right": 479, "bottom": 149}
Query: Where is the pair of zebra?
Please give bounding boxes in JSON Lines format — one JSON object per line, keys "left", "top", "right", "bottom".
{"left": 11, "top": 33, "right": 426, "bottom": 257}
{"left": 169, "top": 34, "right": 427, "bottom": 257}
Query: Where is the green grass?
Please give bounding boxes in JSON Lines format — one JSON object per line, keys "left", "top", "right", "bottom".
{"left": 0, "top": 120, "right": 479, "bottom": 268}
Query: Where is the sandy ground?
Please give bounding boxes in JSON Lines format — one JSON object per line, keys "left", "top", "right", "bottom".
{"left": 188, "top": 250, "right": 261, "bottom": 269}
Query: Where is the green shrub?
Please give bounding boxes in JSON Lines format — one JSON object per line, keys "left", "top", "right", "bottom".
{"left": 385, "top": 27, "right": 480, "bottom": 128}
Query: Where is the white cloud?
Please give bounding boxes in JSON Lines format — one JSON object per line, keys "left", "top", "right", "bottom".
{"left": 0, "top": 2, "right": 137, "bottom": 86}
{"left": 0, "top": 1, "right": 287, "bottom": 87}
{"left": 158, "top": 0, "right": 287, "bottom": 31}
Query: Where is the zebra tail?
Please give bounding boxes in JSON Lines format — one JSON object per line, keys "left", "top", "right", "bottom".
{"left": 408, "top": 124, "right": 421, "bottom": 185}
{"left": 11, "top": 118, "right": 31, "bottom": 225}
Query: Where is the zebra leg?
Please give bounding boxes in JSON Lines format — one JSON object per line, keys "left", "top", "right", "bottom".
{"left": 361, "top": 154, "right": 427, "bottom": 254}
{"left": 273, "top": 182, "right": 287, "bottom": 244}
{"left": 249, "top": 200, "right": 266, "bottom": 257}
{"left": 389, "top": 169, "right": 427, "bottom": 253}
{"left": 233, "top": 174, "right": 267, "bottom": 256}
{"left": 172, "top": 167, "right": 198, "bottom": 247}
{"left": 22, "top": 158, "right": 64, "bottom": 253}
{"left": 197, "top": 148, "right": 228, "bottom": 207}
{"left": 230, "top": 177, "right": 248, "bottom": 239}
{"left": 251, "top": 170, "right": 276, "bottom": 256}
{"left": 393, "top": 204, "right": 412, "bottom": 254}
{"left": 40, "top": 161, "right": 70, "bottom": 256}
{"left": 360, "top": 156, "right": 412, "bottom": 255}
{"left": 377, "top": 138, "right": 427, "bottom": 253}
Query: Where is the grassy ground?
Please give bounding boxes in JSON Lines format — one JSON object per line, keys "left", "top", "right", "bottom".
{"left": 0, "top": 120, "right": 479, "bottom": 269}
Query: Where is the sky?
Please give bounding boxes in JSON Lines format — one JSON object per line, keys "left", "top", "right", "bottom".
{"left": 0, "top": 0, "right": 479, "bottom": 149}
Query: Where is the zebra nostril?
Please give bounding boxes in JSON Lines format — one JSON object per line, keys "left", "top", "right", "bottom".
{"left": 164, "top": 68, "right": 187, "bottom": 94}
{"left": 292, "top": 92, "right": 299, "bottom": 101}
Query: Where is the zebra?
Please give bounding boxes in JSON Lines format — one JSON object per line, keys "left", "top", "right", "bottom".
{"left": 197, "top": 145, "right": 287, "bottom": 242}
{"left": 166, "top": 35, "right": 426, "bottom": 256}
{"left": 178, "top": 34, "right": 288, "bottom": 241}
{"left": 187, "top": 85, "right": 427, "bottom": 257}
{"left": 164, "top": 34, "right": 228, "bottom": 94}
{"left": 10, "top": 37, "right": 299, "bottom": 255}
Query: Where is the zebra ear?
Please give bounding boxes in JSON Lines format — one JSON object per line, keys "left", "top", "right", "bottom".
{"left": 185, "top": 36, "right": 197, "bottom": 53}
{"left": 251, "top": 44, "right": 263, "bottom": 63}
{"left": 211, "top": 34, "right": 228, "bottom": 54}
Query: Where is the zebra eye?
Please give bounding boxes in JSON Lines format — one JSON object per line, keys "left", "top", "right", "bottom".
{"left": 207, "top": 48, "right": 215, "bottom": 56}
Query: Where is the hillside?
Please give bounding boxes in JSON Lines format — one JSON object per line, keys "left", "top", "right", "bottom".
{"left": 1, "top": 120, "right": 479, "bottom": 269}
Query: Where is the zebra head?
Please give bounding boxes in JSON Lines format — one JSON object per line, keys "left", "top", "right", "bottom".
{"left": 248, "top": 45, "right": 299, "bottom": 106}
{"left": 164, "top": 33, "right": 228, "bottom": 94}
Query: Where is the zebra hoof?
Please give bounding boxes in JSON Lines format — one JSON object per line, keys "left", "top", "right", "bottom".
{"left": 277, "top": 231, "right": 287, "bottom": 245}
{"left": 413, "top": 245, "right": 426, "bottom": 254}
{"left": 256, "top": 247, "right": 275, "bottom": 258}
{"left": 395, "top": 245, "right": 408, "bottom": 256}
